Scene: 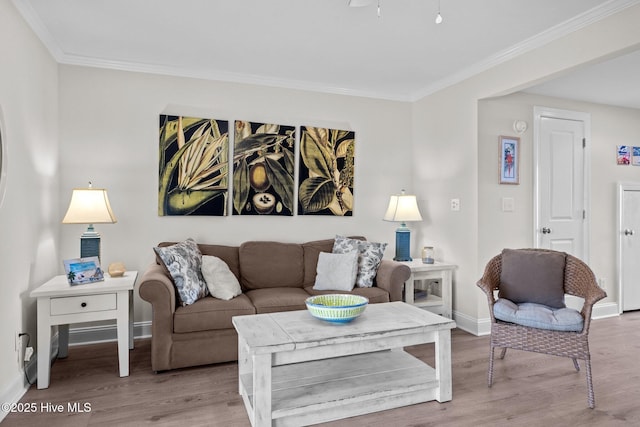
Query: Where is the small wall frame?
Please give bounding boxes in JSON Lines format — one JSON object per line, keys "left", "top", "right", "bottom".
{"left": 499, "top": 135, "right": 520, "bottom": 185}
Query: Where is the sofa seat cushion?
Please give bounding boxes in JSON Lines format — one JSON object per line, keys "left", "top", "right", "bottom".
{"left": 239, "top": 241, "right": 304, "bottom": 290}
{"left": 493, "top": 298, "right": 584, "bottom": 332}
{"left": 304, "top": 286, "right": 390, "bottom": 304}
{"left": 173, "top": 294, "right": 255, "bottom": 333}
{"left": 244, "top": 287, "right": 309, "bottom": 314}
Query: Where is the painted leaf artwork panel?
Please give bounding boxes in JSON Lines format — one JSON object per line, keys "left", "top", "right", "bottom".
{"left": 298, "top": 126, "right": 354, "bottom": 216}
{"left": 233, "top": 121, "right": 295, "bottom": 216}
{"left": 158, "top": 115, "right": 229, "bottom": 216}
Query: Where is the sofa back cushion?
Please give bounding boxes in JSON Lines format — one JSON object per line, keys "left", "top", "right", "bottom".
{"left": 198, "top": 243, "right": 240, "bottom": 280}
{"left": 239, "top": 241, "right": 304, "bottom": 289}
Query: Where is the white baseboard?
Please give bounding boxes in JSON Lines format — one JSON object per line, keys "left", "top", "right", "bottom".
{"left": 592, "top": 301, "right": 619, "bottom": 319}
{"left": 0, "top": 372, "right": 29, "bottom": 423}
{"left": 68, "top": 321, "right": 151, "bottom": 346}
{"left": 0, "top": 321, "right": 152, "bottom": 420}
{"left": 452, "top": 310, "right": 491, "bottom": 336}
{"left": 0, "top": 333, "right": 58, "bottom": 423}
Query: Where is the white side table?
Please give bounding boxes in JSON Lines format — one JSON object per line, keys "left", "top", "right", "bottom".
{"left": 400, "top": 260, "right": 456, "bottom": 318}
{"left": 30, "top": 271, "right": 137, "bottom": 389}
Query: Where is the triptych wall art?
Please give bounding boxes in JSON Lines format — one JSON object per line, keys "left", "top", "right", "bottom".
{"left": 158, "top": 115, "right": 355, "bottom": 217}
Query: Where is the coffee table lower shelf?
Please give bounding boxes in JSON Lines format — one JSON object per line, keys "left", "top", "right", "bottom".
{"left": 239, "top": 350, "right": 439, "bottom": 426}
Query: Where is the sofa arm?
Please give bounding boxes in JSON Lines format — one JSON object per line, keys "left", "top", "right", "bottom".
{"left": 138, "top": 263, "right": 177, "bottom": 371}
{"left": 375, "top": 260, "right": 411, "bottom": 302}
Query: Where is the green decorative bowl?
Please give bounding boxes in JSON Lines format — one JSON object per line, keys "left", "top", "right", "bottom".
{"left": 305, "top": 294, "right": 369, "bottom": 323}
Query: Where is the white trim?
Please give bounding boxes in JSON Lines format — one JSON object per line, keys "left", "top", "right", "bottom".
{"left": 532, "top": 106, "right": 591, "bottom": 262}
{"left": 410, "top": 0, "right": 640, "bottom": 101}
{"left": 592, "top": 302, "right": 620, "bottom": 319}
{"left": 0, "top": 105, "right": 7, "bottom": 209}
{"left": 12, "top": 0, "right": 640, "bottom": 102}
{"left": 452, "top": 310, "right": 489, "bottom": 336}
{"left": 0, "top": 373, "right": 29, "bottom": 423}
{"left": 616, "top": 182, "right": 640, "bottom": 314}
{"left": 10, "top": 0, "right": 65, "bottom": 60}
{"left": 68, "top": 321, "right": 151, "bottom": 346}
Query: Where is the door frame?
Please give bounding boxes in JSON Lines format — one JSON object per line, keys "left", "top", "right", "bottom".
{"left": 617, "top": 182, "right": 640, "bottom": 313}
{"left": 532, "top": 106, "right": 591, "bottom": 262}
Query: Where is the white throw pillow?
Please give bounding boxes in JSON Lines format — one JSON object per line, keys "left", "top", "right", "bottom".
{"left": 313, "top": 251, "right": 359, "bottom": 291}
{"left": 201, "top": 255, "right": 242, "bottom": 300}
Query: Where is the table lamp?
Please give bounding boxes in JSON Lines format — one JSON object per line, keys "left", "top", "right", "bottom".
{"left": 62, "top": 183, "right": 117, "bottom": 261}
{"left": 383, "top": 190, "right": 422, "bottom": 261}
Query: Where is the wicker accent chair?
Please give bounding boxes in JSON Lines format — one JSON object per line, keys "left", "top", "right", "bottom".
{"left": 476, "top": 249, "right": 607, "bottom": 408}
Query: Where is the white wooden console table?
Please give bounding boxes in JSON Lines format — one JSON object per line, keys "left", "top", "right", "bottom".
{"left": 232, "top": 302, "right": 456, "bottom": 427}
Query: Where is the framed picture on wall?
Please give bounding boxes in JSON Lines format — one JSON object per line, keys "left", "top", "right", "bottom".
{"left": 499, "top": 135, "right": 520, "bottom": 185}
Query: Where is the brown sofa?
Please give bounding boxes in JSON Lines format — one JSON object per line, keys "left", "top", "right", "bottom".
{"left": 138, "top": 237, "right": 411, "bottom": 372}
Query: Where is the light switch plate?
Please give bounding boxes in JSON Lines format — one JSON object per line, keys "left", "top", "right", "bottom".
{"left": 502, "top": 197, "right": 514, "bottom": 212}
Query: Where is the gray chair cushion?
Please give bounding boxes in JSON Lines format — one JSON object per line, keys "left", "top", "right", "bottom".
{"left": 499, "top": 249, "right": 566, "bottom": 309}
{"left": 494, "top": 298, "right": 583, "bottom": 332}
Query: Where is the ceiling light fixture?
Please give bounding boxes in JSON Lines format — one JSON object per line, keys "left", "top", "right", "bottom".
{"left": 347, "top": 0, "right": 373, "bottom": 7}
{"left": 435, "top": 0, "right": 443, "bottom": 24}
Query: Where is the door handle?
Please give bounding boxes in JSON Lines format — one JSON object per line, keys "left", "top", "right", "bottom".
{"left": 541, "top": 227, "right": 552, "bottom": 234}
{"left": 624, "top": 229, "right": 635, "bottom": 236}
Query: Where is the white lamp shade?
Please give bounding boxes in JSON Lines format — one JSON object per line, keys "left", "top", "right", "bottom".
{"left": 383, "top": 193, "right": 422, "bottom": 222}
{"left": 62, "top": 188, "right": 117, "bottom": 224}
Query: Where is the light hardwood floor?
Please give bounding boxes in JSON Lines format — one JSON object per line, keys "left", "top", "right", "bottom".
{"left": 4, "top": 311, "right": 640, "bottom": 427}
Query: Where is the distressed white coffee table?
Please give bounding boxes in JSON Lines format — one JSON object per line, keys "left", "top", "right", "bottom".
{"left": 232, "top": 301, "right": 456, "bottom": 426}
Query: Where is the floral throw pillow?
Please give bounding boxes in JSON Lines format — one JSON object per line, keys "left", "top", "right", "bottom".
{"left": 333, "top": 235, "right": 387, "bottom": 288}
{"left": 154, "top": 238, "right": 208, "bottom": 305}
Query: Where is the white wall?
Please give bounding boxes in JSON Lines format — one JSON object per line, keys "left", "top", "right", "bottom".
{"left": 413, "top": 4, "right": 640, "bottom": 332}
{"left": 57, "top": 66, "right": 413, "bottom": 323}
{"left": 0, "top": 0, "right": 59, "bottom": 411}
{"left": 479, "top": 92, "right": 640, "bottom": 314}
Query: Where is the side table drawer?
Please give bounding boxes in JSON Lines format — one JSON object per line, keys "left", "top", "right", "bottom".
{"left": 50, "top": 293, "right": 117, "bottom": 315}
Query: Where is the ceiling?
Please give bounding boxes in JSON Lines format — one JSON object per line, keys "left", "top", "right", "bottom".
{"left": 13, "top": 0, "right": 640, "bottom": 105}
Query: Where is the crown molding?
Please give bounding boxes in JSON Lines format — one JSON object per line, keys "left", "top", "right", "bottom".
{"left": 58, "top": 53, "right": 414, "bottom": 102}
{"left": 13, "top": 0, "right": 640, "bottom": 103}
{"left": 410, "top": 0, "right": 640, "bottom": 102}
{"left": 11, "top": 0, "right": 65, "bottom": 60}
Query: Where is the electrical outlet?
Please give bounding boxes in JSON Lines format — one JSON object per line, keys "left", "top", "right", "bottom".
{"left": 15, "top": 332, "right": 23, "bottom": 369}
{"left": 451, "top": 198, "right": 460, "bottom": 211}
{"left": 16, "top": 332, "right": 28, "bottom": 370}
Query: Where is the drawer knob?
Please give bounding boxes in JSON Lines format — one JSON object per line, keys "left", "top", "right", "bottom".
{"left": 81, "top": 302, "right": 87, "bottom": 308}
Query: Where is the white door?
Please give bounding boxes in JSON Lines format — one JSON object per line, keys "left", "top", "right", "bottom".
{"left": 619, "top": 184, "right": 640, "bottom": 311}
{"left": 534, "top": 107, "right": 589, "bottom": 261}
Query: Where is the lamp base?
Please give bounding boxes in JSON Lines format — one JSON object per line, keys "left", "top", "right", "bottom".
{"left": 393, "top": 225, "right": 412, "bottom": 262}
{"left": 80, "top": 227, "right": 101, "bottom": 260}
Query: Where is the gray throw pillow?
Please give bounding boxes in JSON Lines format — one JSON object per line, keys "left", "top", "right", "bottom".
{"left": 499, "top": 249, "right": 566, "bottom": 309}
{"left": 313, "top": 251, "right": 359, "bottom": 291}
{"left": 154, "top": 238, "right": 208, "bottom": 305}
